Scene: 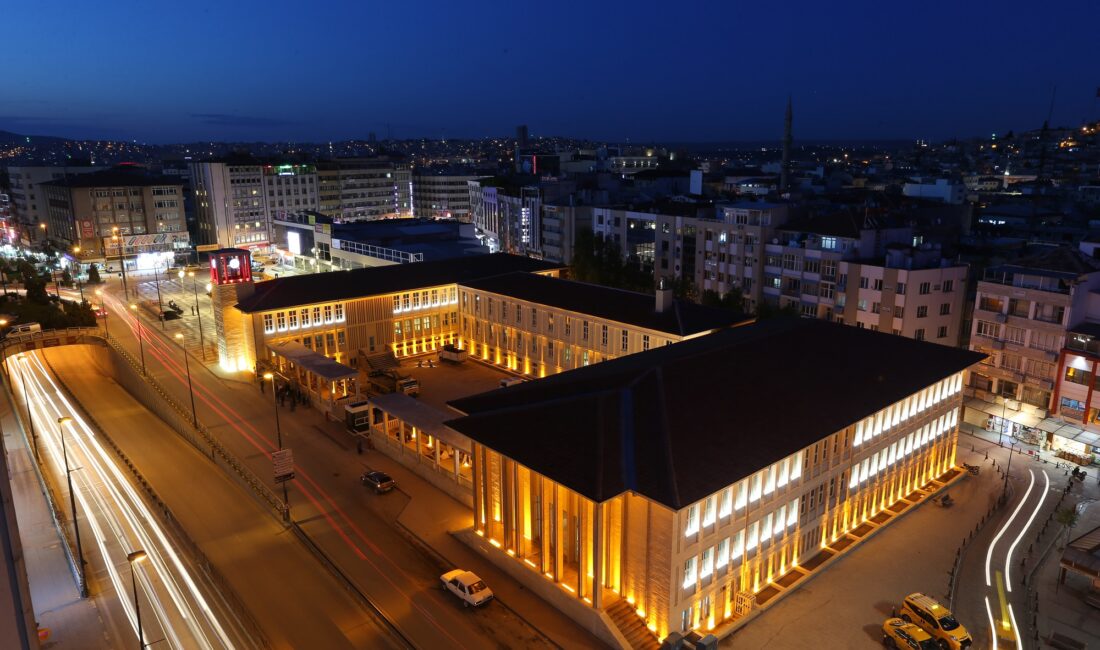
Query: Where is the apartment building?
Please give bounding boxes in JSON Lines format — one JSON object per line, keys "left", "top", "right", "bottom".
{"left": 448, "top": 320, "right": 980, "bottom": 646}
{"left": 316, "top": 158, "right": 412, "bottom": 221}
{"left": 654, "top": 202, "right": 791, "bottom": 312}
{"left": 6, "top": 165, "right": 104, "bottom": 243}
{"left": 412, "top": 170, "right": 484, "bottom": 220}
{"left": 761, "top": 218, "right": 968, "bottom": 346}
{"left": 468, "top": 178, "right": 542, "bottom": 256}
{"left": 39, "top": 170, "right": 187, "bottom": 262}
{"left": 262, "top": 163, "right": 319, "bottom": 223}
{"left": 189, "top": 161, "right": 269, "bottom": 248}
{"left": 966, "top": 247, "right": 1100, "bottom": 438}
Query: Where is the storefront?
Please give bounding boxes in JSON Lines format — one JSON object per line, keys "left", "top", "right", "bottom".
{"left": 964, "top": 396, "right": 1043, "bottom": 441}
{"left": 1035, "top": 417, "right": 1100, "bottom": 465}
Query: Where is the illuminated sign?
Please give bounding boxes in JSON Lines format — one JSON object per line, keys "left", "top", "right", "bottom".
{"left": 287, "top": 231, "right": 302, "bottom": 255}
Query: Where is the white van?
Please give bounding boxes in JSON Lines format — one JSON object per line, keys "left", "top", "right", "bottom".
{"left": 7, "top": 322, "right": 41, "bottom": 337}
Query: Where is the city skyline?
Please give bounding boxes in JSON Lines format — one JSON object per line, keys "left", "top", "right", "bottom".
{"left": 4, "top": 0, "right": 1098, "bottom": 144}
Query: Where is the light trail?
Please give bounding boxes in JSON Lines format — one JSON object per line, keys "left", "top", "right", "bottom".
{"left": 14, "top": 353, "right": 235, "bottom": 649}
{"left": 984, "top": 596, "right": 998, "bottom": 650}
{"left": 1005, "top": 469, "right": 1049, "bottom": 592}
{"left": 1008, "top": 603, "right": 1022, "bottom": 650}
{"left": 984, "top": 469, "right": 1036, "bottom": 586}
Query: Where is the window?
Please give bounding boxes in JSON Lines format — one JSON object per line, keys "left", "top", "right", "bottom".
{"left": 896, "top": 282, "right": 906, "bottom": 295}
{"left": 821, "top": 236, "right": 837, "bottom": 250}
{"left": 547, "top": 314, "right": 554, "bottom": 333}
{"left": 313, "top": 307, "right": 321, "bottom": 324}
{"left": 685, "top": 504, "right": 700, "bottom": 536}
{"left": 859, "top": 276, "right": 869, "bottom": 289}
{"left": 873, "top": 278, "right": 883, "bottom": 291}
{"left": 531, "top": 308, "right": 538, "bottom": 327}
{"left": 937, "top": 326, "right": 948, "bottom": 339}
{"left": 917, "top": 305, "right": 928, "bottom": 318}
{"left": 1005, "top": 325, "right": 1026, "bottom": 345}
{"left": 276, "top": 312, "right": 286, "bottom": 331}
{"left": 582, "top": 321, "right": 589, "bottom": 341}
{"left": 263, "top": 314, "right": 274, "bottom": 333}
{"left": 642, "top": 335, "right": 650, "bottom": 351}
{"left": 939, "top": 303, "right": 951, "bottom": 316}
{"left": 335, "top": 303, "right": 344, "bottom": 321}
{"left": 564, "top": 318, "right": 571, "bottom": 336}
{"left": 394, "top": 321, "right": 402, "bottom": 337}
{"left": 1034, "top": 303, "right": 1065, "bottom": 325}
{"left": 914, "top": 328, "right": 925, "bottom": 341}
{"left": 1008, "top": 298, "right": 1029, "bottom": 317}
{"left": 871, "top": 302, "right": 881, "bottom": 314}
{"left": 1065, "top": 367, "right": 1091, "bottom": 386}
{"left": 288, "top": 310, "right": 298, "bottom": 329}
{"left": 601, "top": 325, "right": 609, "bottom": 346}
{"left": 894, "top": 306, "right": 904, "bottom": 318}
{"left": 979, "top": 295, "right": 1005, "bottom": 312}
{"left": 300, "top": 308, "right": 310, "bottom": 327}
{"left": 621, "top": 330, "right": 629, "bottom": 351}
{"left": 942, "top": 280, "right": 954, "bottom": 293}
{"left": 700, "top": 547, "right": 714, "bottom": 579}
{"left": 716, "top": 538, "right": 730, "bottom": 568}
{"left": 919, "top": 282, "right": 931, "bottom": 295}
{"left": 976, "top": 320, "right": 1001, "bottom": 339}
{"left": 324, "top": 305, "right": 333, "bottom": 323}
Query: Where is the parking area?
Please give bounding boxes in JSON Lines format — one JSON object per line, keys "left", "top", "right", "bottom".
{"left": 395, "top": 355, "right": 519, "bottom": 412}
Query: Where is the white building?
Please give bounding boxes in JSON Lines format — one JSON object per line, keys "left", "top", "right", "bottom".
{"left": 902, "top": 178, "right": 965, "bottom": 205}
{"left": 468, "top": 178, "right": 542, "bottom": 256}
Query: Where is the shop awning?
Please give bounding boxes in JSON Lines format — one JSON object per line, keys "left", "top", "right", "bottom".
{"left": 270, "top": 341, "right": 357, "bottom": 381}
{"left": 964, "top": 398, "right": 1043, "bottom": 428}
{"left": 369, "top": 392, "right": 471, "bottom": 452}
{"left": 1062, "top": 524, "right": 1100, "bottom": 580}
{"left": 1037, "top": 416, "right": 1100, "bottom": 446}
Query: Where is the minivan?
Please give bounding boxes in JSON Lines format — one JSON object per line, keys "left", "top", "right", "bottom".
{"left": 7, "top": 322, "right": 41, "bottom": 337}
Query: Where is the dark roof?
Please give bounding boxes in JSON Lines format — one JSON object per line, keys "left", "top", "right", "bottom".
{"left": 779, "top": 213, "right": 865, "bottom": 239}
{"left": 461, "top": 272, "right": 745, "bottom": 336}
{"left": 235, "top": 253, "right": 561, "bottom": 313}
{"left": 990, "top": 247, "right": 1100, "bottom": 278}
{"left": 447, "top": 320, "right": 984, "bottom": 510}
{"left": 41, "top": 169, "right": 182, "bottom": 188}
{"left": 1068, "top": 321, "right": 1100, "bottom": 338}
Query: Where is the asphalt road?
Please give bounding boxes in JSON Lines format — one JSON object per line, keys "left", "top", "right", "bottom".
{"left": 11, "top": 352, "right": 254, "bottom": 650}
{"left": 87, "top": 275, "right": 572, "bottom": 649}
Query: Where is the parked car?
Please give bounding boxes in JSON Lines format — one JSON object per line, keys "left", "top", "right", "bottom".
{"left": 883, "top": 617, "right": 937, "bottom": 650}
{"left": 440, "top": 569, "right": 493, "bottom": 607}
{"left": 360, "top": 470, "right": 395, "bottom": 493}
{"left": 899, "top": 593, "right": 971, "bottom": 650}
{"left": 161, "top": 311, "right": 181, "bottom": 321}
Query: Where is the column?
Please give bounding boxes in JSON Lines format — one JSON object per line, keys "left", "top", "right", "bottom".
{"left": 593, "top": 501, "right": 604, "bottom": 609}
{"left": 512, "top": 461, "right": 522, "bottom": 554}
{"left": 553, "top": 484, "right": 563, "bottom": 582}
{"left": 502, "top": 459, "right": 514, "bottom": 550}
{"left": 452, "top": 447, "right": 460, "bottom": 482}
{"left": 578, "top": 495, "right": 588, "bottom": 599}
{"left": 472, "top": 443, "right": 483, "bottom": 531}
{"left": 433, "top": 438, "right": 441, "bottom": 473}
{"left": 540, "top": 476, "right": 550, "bottom": 573}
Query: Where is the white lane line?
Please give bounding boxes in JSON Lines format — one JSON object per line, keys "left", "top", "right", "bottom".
{"left": 984, "top": 596, "right": 999, "bottom": 650}
{"left": 985, "top": 469, "right": 1036, "bottom": 586}
{"left": 1008, "top": 603, "right": 1023, "bottom": 650}
{"left": 1005, "top": 469, "right": 1049, "bottom": 592}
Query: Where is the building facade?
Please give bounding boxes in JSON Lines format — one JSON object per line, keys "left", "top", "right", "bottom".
{"left": 468, "top": 179, "right": 542, "bottom": 256}
{"left": 448, "top": 321, "right": 980, "bottom": 646}
{"left": 412, "top": 171, "right": 483, "bottom": 220}
{"left": 967, "top": 247, "right": 1100, "bottom": 448}
{"left": 189, "top": 161, "right": 270, "bottom": 248}
{"left": 6, "top": 165, "right": 104, "bottom": 243}
{"left": 316, "top": 158, "right": 412, "bottom": 221}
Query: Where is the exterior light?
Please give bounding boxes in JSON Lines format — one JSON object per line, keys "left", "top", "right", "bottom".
{"left": 57, "top": 416, "right": 72, "bottom": 426}
{"left": 126, "top": 550, "right": 147, "bottom": 564}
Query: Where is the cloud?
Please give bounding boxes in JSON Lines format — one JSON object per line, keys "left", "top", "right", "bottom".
{"left": 190, "top": 113, "right": 298, "bottom": 127}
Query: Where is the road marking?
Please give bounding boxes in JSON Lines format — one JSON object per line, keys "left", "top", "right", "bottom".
{"left": 1005, "top": 469, "right": 1049, "bottom": 592}
{"left": 985, "top": 469, "right": 1036, "bottom": 586}
{"left": 984, "top": 595, "right": 998, "bottom": 650}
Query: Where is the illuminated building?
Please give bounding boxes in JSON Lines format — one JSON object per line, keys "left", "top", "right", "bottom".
{"left": 447, "top": 320, "right": 982, "bottom": 646}
{"left": 6, "top": 165, "right": 104, "bottom": 243}
{"left": 315, "top": 158, "right": 411, "bottom": 221}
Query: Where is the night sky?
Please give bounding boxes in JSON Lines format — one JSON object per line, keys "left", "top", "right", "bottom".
{"left": 4, "top": 0, "right": 1098, "bottom": 143}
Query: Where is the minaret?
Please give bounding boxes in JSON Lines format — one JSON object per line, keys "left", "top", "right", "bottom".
{"left": 780, "top": 96, "right": 793, "bottom": 193}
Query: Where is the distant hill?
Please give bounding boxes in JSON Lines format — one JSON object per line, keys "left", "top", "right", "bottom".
{"left": 0, "top": 129, "right": 73, "bottom": 145}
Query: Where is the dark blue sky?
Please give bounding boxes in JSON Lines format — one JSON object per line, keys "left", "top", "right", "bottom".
{"left": 4, "top": 0, "right": 1098, "bottom": 144}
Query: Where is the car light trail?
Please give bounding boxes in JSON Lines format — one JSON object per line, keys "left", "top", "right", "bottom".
{"left": 984, "top": 469, "right": 1035, "bottom": 586}
{"left": 15, "top": 353, "right": 236, "bottom": 649}
{"left": 1004, "top": 469, "right": 1049, "bottom": 592}
{"left": 984, "top": 596, "right": 998, "bottom": 650}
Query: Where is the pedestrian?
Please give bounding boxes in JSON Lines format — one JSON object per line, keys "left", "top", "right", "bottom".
{"left": 190, "top": 305, "right": 194, "bottom": 316}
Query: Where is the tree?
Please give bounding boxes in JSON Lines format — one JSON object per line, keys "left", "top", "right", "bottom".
{"left": 23, "top": 269, "right": 49, "bottom": 304}
{"left": 61, "top": 269, "right": 74, "bottom": 287}
{"left": 1055, "top": 505, "right": 1079, "bottom": 548}
{"left": 87, "top": 263, "right": 102, "bottom": 284}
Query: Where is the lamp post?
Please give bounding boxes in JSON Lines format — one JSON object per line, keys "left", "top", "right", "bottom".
{"left": 72, "top": 246, "right": 85, "bottom": 305}
{"left": 95, "top": 290, "right": 109, "bottom": 338}
{"left": 57, "top": 416, "right": 87, "bottom": 597}
{"left": 129, "top": 304, "right": 146, "bottom": 375}
{"left": 263, "top": 372, "right": 290, "bottom": 515}
{"left": 113, "top": 228, "right": 130, "bottom": 300}
{"left": 16, "top": 355, "right": 37, "bottom": 462}
{"left": 152, "top": 263, "right": 165, "bottom": 330}
{"left": 126, "top": 550, "right": 148, "bottom": 649}
{"left": 181, "top": 270, "right": 207, "bottom": 361}
{"left": 175, "top": 333, "right": 198, "bottom": 427}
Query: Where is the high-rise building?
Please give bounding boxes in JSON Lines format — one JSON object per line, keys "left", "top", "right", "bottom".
{"left": 468, "top": 178, "right": 542, "bottom": 256}
{"left": 412, "top": 170, "right": 485, "bottom": 220}
{"left": 316, "top": 158, "right": 412, "bottom": 221}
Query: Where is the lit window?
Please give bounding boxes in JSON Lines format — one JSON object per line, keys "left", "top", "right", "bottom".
{"left": 716, "top": 538, "right": 729, "bottom": 568}
{"left": 263, "top": 314, "right": 274, "bottom": 333}
{"left": 787, "top": 499, "right": 798, "bottom": 527}
{"left": 719, "top": 487, "right": 732, "bottom": 518}
{"left": 763, "top": 464, "right": 776, "bottom": 495}
{"left": 335, "top": 303, "right": 344, "bottom": 321}
{"left": 682, "top": 557, "right": 697, "bottom": 589}
{"left": 731, "top": 529, "right": 745, "bottom": 560}
{"left": 734, "top": 481, "right": 747, "bottom": 510}
{"left": 703, "top": 496, "right": 716, "bottom": 527}
{"left": 324, "top": 305, "right": 333, "bottom": 323}
{"left": 700, "top": 547, "right": 714, "bottom": 578}
{"left": 776, "top": 457, "right": 790, "bottom": 487}
{"left": 684, "top": 504, "right": 699, "bottom": 536}
{"left": 749, "top": 473, "right": 762, "bottom": 503}
{"left": 288, "top": 310, "right": 298, "bottom": 329}
{"left": 746, "top": 521, "right": 760, "bottom": 551}
{"left": 276, "top": 312, "right": 286, "bottom": 331}
{"left": 300, "top": 308, "right": 310, "bottom": 327}
{"left": 789, "top": 452, "right": 802, "bottom": 480}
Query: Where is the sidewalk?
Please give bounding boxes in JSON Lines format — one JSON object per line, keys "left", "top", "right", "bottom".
{"left": 2, "top": 388, "right": 115, "bottom": 649}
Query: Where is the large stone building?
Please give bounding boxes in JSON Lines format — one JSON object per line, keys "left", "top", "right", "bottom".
{"left": 5, "top": 165, "right": 104, "bottom": 244}
{"left": 448, "top": 319, "right": 981, "bottom": 645}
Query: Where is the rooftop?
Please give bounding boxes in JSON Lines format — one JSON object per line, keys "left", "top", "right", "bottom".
{"left": 235, "top": 253, "right": 562, "bottom": 313}
{"left": 41, "top": 169, "right": 182, "bottom": 188}
{"left": 447, "top": 319, "right": 983, "bottom": 510}
{"left": 460, "top": 272, "right": 745, "bottom": 336}
{"left": 988, "top": 247, "right": 1100, "bottom": 279}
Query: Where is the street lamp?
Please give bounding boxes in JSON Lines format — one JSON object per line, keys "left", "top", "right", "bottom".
{"left": 57, "top": 416, "right": 87, "bottom": 597}
{"left": 152, "top": 262, "right": 165, "bottom": 330}
{"left": 113, "top": 228, "right": 130, "bottom": 300}
{"left": 262, "top": 372, "right": 289, "bottom": 516}
{"left": 180, "top": 270, "right": 206, "bottom": 360}
{"left": 16, "top": 355, "right": 37, "bottom": 461}
{"left": 126, "top": 550, "right": 148, "bottom": 649}
{"left": 175, "top": 333, "right": 197, "bottom": 427}
{"left": 129, "top": 304, "right": 146, "bottom": 375}
{"left": 95, "top": 290, "right": 108, "bottom": 338}
{"left": 72, "top": 246, "right": 86, "bottom": 305}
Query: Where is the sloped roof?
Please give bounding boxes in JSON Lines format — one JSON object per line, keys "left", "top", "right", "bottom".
{"left": 460, "top": 272, "right": 746, "bottom": 336}
{"left": 235, "top": 253, "right": 562, "bottom": 313}
{"left": 991, "top": 247, "right": 1100, "bottom": 278}
{"left": 447, "top": 320, "right": 984, "bottom": 510}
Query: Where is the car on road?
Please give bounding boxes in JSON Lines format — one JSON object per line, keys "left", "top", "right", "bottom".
{"left": 899, "top": 593, "right": 971, "bottom": 650}
{"left": 440, "top": 569, "right": 493, "bottom": 607}
{"left": 360, "top": 470, "right": 395, "bottom": 493}
{"left": 94, "top": 306, "right": 108, "bottom": 318}
{"left": 883, "top": 617, "right": 937, "bottom": 650}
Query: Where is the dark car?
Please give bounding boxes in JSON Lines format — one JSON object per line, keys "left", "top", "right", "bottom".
{"left": 161, "top": 311, "right": 181, "bottom": 321}
{"left": 361, "top": 470, "right": 395, "bottom": 493}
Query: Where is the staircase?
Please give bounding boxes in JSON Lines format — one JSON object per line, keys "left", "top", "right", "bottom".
{"left": 606, "top": 599, "right": 660, "bottom": 650}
